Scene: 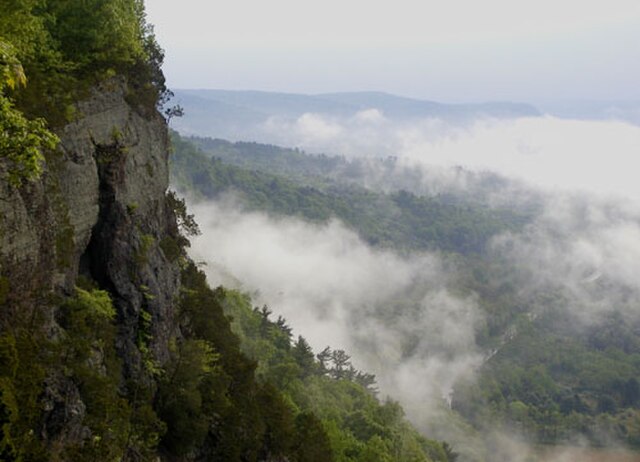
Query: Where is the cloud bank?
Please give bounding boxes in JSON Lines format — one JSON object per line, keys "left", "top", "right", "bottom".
{"left": 261, "top": 112, "right": 640, "bottom": 201}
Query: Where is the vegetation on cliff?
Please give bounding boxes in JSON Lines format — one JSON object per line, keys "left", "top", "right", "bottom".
{"left": 1, "top": 0, "right": 168, "bottom": 119}
{"left": 0, "top": 0, "right": 168, "bottom": 185}
{"left": 0, "top": 42, "right": 58, "bottom": 185}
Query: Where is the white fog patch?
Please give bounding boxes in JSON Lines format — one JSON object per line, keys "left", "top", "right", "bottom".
{"left": 360, "top": 290, "right": 482, "bottom": 418}
{"left": 261, "top": 111, "right": 640, "bottom": 201}
{"left": 188, "top": 198, "right": 483, "bottom": 419}
{"left": 295, "top": 113, "right": 344, "bottom": 140}
{"left": 490, "top": 194, "right": 640, "bottom": 324}
{"left": 260, "top": 111, "right": 447, "bottom": 159}
{"left": 189, "top": 198, "right": 421, "bottom": 351}
{"left": 401, "top": 117, "right": 640, "bottom": 200}
{"left": 353, "top": 108, "right": 386, "bottom": 124}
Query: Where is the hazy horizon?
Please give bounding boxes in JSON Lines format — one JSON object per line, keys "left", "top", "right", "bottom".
{"left": 145, "top": 0, "right": 640, "bottom": 103}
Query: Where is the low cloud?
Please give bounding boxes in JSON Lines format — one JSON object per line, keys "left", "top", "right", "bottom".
{"left": 260, "top": 111, "right": 640, "bottom": 201}
{"left": 188, "top": 197, "right": 483, "bottom": 422}
{"left": 491, "top": 194, "right": 640, "bottom": 325}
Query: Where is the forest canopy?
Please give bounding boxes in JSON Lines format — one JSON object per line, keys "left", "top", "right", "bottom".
{"left": 0, "top": 0, "right": 168, "bottom": 184}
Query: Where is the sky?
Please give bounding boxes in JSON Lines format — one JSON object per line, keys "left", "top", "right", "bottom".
{"left": 144, "top": 0, "right": 640, "bottom": 102}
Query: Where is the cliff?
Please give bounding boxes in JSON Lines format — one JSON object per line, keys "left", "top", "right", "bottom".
{"left": 1, "top": 71, "right": 332, "bottom": 462}
{"left": 0, "top": 77, "right": 183, "bottom": 455}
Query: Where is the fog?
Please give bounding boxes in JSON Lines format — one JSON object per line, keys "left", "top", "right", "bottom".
{"left": 492, "top": 194, "right": 640, "bottom": 326}
{"left": 189, "top": 198, "right": 483, "bottom": 420}
{"left": 181, "top": 109, "right": 640, "bottom": 460}
{"left": 260, "top": 111, "right": 640, "bottom": 201}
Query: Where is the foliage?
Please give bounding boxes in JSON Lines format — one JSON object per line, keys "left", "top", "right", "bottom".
{"left": 134, "top": 233, "right": 155, "bottom": 266}
{"left": 166, "top": 262, "right": 301, "bottom": 460}
{"left": 0, "top": 41, "right": 58, "bottom": 186}
{"left": 0, "top": 288, "right": 165, "bottom": 461}
{"left": 0, "top": 94, "right": 58, "bottom": 186}
{"left": 453, "top": 309, "right": 640, "bottom": 447}
{"left": 187, "top": 136, "right": 346, "bottom": 181}
{"left": 0, "top": 0, "right": 167, "bottom": 124}
{"left": 159, "top": 235, "right": 183, "bottom": 263}
{"left": 293, "top": 412, "right": 335, "bottom": 462}
{"left": 56, "top": 288, "right": 135, "bottom": 460}
{"left": 0, "top": 42, "right": 26, "bottom": 90}
{"left": 217, "top": 285, "right": 454, "bottom": 462}
{"left": 166, "top": 190, "right": 200, "bottom": 237}
{"left": 0, "top": 1, "right": 51, "bottom": 62}
{"left": 157, "top": 339, "right": 221, "bottom": 455}
{"left": 0, "top": 330, "right": 48, "bottom": 461}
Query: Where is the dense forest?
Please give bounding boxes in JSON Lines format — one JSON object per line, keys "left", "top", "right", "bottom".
{"left": 170, "top": 132, "right": 640, "bottom": 455}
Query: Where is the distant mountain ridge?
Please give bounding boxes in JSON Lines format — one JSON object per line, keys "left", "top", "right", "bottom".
{"left": 171, "top": 89, "right": 541, "bottom": 141}
{"left": 314, "top": 91, "right": 540, "bottom": 119}
{"left": 537, "top": 99, "right": 640, "bottom": 125}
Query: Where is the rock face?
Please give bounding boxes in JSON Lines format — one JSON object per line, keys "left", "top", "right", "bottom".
{"left": 0, "top": 78, "right": 182, "bottom": 443}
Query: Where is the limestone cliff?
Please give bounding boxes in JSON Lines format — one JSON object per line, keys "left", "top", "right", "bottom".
{"left": 0, "top": 77, "right": 182, "bottom": 449}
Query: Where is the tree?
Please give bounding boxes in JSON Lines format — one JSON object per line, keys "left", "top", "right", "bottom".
{"left": 330, "top": 349, "right": 351, "bottom": 380}
{"left": 0, "top": 41, "right": 58, "bottom": 186}
{"left": 256, "top": 383, "right": 295, "bottom": 460}
{"left": 356, "top": 435, "right": 393, "bottom": 462}
{"left": 355, "top": 371, "right": 378, "bottom": 395}
{"left": 293, "top": 336, "right": 317, "bottom": 378}
{"left": 43, "top": 0, "right": 146, "bottom": 73}
{"left": 157, "top": 339, "right": 220, "bottom": 455}
{"left": 317, "top": 346, "right": 332, "bottom": 374}
{"left": 257, "top": 305, "right": 273, "bottom": 337}
{"left": 164, "top": 101, "right": 183, "bottom": 123}
{"left": 442, "top": 441, "right": 459, "bottom": 462}
{"left": 293, "top": 412, "right": 334, "bottom": 462}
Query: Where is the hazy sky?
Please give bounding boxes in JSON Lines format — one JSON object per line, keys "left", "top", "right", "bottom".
{"left": 145, "top": 0, "right": 640, "bottom": 102}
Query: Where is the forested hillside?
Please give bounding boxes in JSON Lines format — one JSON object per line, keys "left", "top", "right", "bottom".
{"left": 170, "top": 132, "right": 640, "bottom": 455}
{"left": 171, "top": 133, "right": 532, "bottom": 255}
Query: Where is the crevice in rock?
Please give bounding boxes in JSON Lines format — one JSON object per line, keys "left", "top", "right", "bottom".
{"left": 82, "top": 141, "right": 128, "bottom": 293}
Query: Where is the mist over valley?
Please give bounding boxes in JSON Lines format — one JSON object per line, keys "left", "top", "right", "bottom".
{"left": 167, "top": 90, "right": 640, "bottom": 461}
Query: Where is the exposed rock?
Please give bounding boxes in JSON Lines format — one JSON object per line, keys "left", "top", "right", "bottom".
{"left": 0, "top": 77, "right": 182, "bottom": 449}
{"left": 40, "top": 372, "right": 90, "bottom": 444}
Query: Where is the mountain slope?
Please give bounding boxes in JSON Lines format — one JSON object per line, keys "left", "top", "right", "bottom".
{"left": 169, "top": 131, "right": 640, "bottom": 454}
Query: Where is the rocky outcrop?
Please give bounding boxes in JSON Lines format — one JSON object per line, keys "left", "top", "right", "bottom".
{"left": 64, "top": 78, "right": 181, "bottom": 369}
{"left": 0, "top": 77, "right": 182, "bottom": 445}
